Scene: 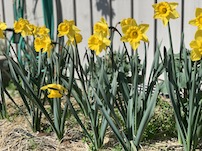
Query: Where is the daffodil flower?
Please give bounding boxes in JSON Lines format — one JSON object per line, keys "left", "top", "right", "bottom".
{"left": 14, "top": 18, "right": 33, "bottom": 37}
{"left": 36, "top": 26, "right": 50, "bottom": 37}
{"left": 66, "top": 33, "right": 83, "bottom": 45}
{"left": 120, "top": 18, "right": 149, "bottom": 51}
{"left": 190, "top": 30, "right": 202, "bottom": 61}
{"left": 57, "top": 20, "right": 82, "bottom": 45}
{"left": 58, "top": 20, "right": 75, "bottom": 37}
{"left": 0, "top": 22, "right": 7, "bottom": 39}
{"left": 94, "top": 17, "right": 109, "bottom": 37}
{"left": 120, "top": 18, "right": 137, "bottom": 34}
{"left": 189, "top": 8, "right": 202, "bottom": 29}
{"left": 153, "top": 2, "right": 179, "bottom": 26}
{"left": 88, "top": 33, "right": 111, "bottom": 55}
{"left": 41, "top": 84, "right": 67, "bottom": 98}
{"left": 88, "top": 17, "right": 110, "bottom": 55}
{"left": 34, "top": 35, "right": 53, "bottom": 56}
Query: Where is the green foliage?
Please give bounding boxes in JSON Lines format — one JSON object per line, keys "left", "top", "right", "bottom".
{"left": 42, "top": 0, "right": 54, "bottom": 39}
{"left": 67, "top": 25, "right": 164, "bottom": 151}
{"left": 163, "top": 23, "right": 202, "bottom": 151}
{"left": 3, "top": 36, "right": 75, "bottom": 140}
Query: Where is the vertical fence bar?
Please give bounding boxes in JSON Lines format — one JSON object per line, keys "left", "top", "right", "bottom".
{"left": 24, "top": 0, "right": 27, "bottom": 19}
{"left": 131, "top": 0, "right": 134, "bottom": 55}
{"left": 109, "top": 0, "right": 112, "bottom": 27}
{"left": 1, "top": 0, "right": 7, "bottom": 50}
{"left": 89, "top": 0, "right": 93, "bottom": 34}
{"left": 1, "top": 0, "right": 5, "bottom": 22}
{"left": 55, "top": 0, "right": 64, "bottom": 48}
{"left": 181, "top": 0, "right": 184, "bottom": 34}
{"left": 73, "top": 0, "right": 77, "bottom": 25}
{"left": 154, "top": 0, "right": 158, "bottom": 53}
{"left": 131, "top": 0, "right": 133, "bottom": 18}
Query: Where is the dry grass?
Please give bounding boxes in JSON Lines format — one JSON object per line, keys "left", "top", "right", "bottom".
{"left": 0, "top": 95, "right": 88, "bottom": 151}
{"left": 0, "top": 118, "right": 88, "bottom": 151}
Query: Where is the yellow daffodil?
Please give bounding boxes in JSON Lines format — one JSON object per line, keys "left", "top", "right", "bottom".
{"left": 36, "top": 26, "right": 50, "bottom": 37}
{"left": 94, "top": 17, "right": 109, "bottom": 37}
{"left": 88, "top": 33, "right": 111, "bottom": 55}
{"left": 120, "top": 21, "right": 149, "bottom": 50}
{"left": 13, "top": 18, "right": 32, "bottom": 37}
{"left": 66, "top": 33, "right": 83, "bottom": 45}
{"left": 0, "top": 22, "right": 7, "bottom": 39}
{"left": 57, "top": 20, "right": 82, "bottom": 45}
{"left": 190, "top": 30, "right": 202, "bottom": 61}
{"left": 41, "top": 84, "right": 67, "bottom": 98}
{"left": 58, "top": 20, "right": 75, "bottom": 37}
{"left": 34, "top": 35, "right": 52, "bottom": 56}
{"left": 120, "top": 18, "right": 137, "bottom": 34}
{"left": 189, "top": 8, "right": 202, "bottom": 29}
{"left": 190, "top": 49, "right": 201, "bottom": 61}
{"left": 28, "top": 24, "right": 38, "bottom": 35}
{"left": 153, "top": 2, "right": 179, "bottom": 26}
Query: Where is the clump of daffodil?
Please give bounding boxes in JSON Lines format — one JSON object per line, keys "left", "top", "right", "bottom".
{"left": 57, "top": 20, "right": 82, "bottom": 45}
{"left": 152, "top": 1, "right": 179, "bottom": 26}
{"left": 0, "top": 21, "right": 7, "bottom": 39}
{"left": 14, "top": 18, "right": 50, "bottom": 37}
{"left": 189, "top": 8, "right": 202, "bottom": 29}
{"left": 120, "top": 18, "right": 149, "bottom": 50}
{"left": 190, "top": 30, "right": 202, "bottom": 61}
{"left": 41, "top": 83, "right": 67, "bottom": 98}
{"left": 88, "top": 17, "right": 111, "bottom": 55}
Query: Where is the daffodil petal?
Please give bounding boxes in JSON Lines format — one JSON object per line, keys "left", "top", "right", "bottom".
{"left": 196, "top": 8, "right": 202, "bottom": 17}
{"left": 191, "top": 49, "right": 201, "bottom": 61}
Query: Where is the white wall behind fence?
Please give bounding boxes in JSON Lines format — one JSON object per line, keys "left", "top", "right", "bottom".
{"left": 0, "top": 0, "right": 201, "bottom": 80}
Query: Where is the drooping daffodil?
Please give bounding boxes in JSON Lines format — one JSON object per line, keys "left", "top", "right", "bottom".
{"left": 41, "top": 83, "right": 67, "bottom": 98}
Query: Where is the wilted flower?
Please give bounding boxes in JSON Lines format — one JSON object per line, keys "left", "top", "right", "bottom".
{"left": 189, "top": 8, "right": 202, "bottom": 29}
{"left": 153, "top": 2, "right": 179, "bottom": 26}
{"left": 57, "top": 20, "right": 82, "bottom": 45}
{"left": 94, "top": 17, "right": 109, "bottom": 37}
{"left": 0, "top": 22, "right": 7, "bottom": 39}
{"left": 88, "top": 33, "right": 110, "bottom": 55}
{"left": 120, "top": 18, "right": 149, "bottom": 50}
{"left": 190, "top": 30, "right": 202, "bottom": 61}
{"left": 34, "top": 35, "right": 52, "bottom": 56}
{"left": 41, "top": 84, "right": 67, "bottom": 98}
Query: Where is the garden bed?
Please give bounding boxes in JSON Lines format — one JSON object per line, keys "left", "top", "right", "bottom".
{"left": 0, "top": 118, "right": 184, "bottom": 151}
{"left": 0, "top": 93, "right": 187, "bottom": 151}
